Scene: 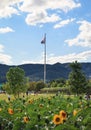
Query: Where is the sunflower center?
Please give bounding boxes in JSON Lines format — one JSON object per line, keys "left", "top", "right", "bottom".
{"left": 62, "top": 113, "right": 66, "bottom": 117}
{"left": 56, "top": 117, "right": 60, "bottom": 122}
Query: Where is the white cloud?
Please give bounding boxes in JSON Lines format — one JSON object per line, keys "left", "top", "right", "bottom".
{"left": 46, "top": 50, "right": 91, "bottom": 64}
{"left": 21, "top": 50, "right": 91, "bottom": 64}
{"left": 0, "top": 44, "right": 12, "bottom": 64}
{"left": 19, "top": 0, "right": 81, "bottom": 26}
{"left": 26, "top": 11, "right": 60, "bottom": 26}
{"left": 0, "top": 0, "right": 81, "bottom": 25}
{"left": 0, "top": 53, "right": 12, "bottom": 64}
{"left": 21, "top": 60, "right": 41, "bottom": 64}
{"left": 20, "top": 0, "right": 80, "bottom": 13}
{"left": 0, "top": 27, "right": 14, "bottom": 33}
{"left": 54, "top": 18, "right": 75, "bottom": 28}
{"left": 0, "top": 7, "right": 18, "bottom": 18}
{"left": 0, "top": 0, "right": 22, "bottom": 18}
{"left": 65, "top": 20, "right": 91, "bottom": 47}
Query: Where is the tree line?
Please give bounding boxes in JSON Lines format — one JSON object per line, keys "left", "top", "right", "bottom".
{"left": 2, "top": 61, "right": 91, "bottom": 97}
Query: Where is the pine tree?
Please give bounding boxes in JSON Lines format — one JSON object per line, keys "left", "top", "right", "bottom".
{"left": 68, "top": 61, "right": 88, "bottom": 94}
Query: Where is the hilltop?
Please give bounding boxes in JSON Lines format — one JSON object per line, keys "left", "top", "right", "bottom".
{"left": 0, "top": 62, "right": 91, "bottom": 83}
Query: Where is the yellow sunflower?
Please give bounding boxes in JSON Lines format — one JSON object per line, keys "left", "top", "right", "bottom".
{"left": 59, "top": 110, "right": 67, "bottom": 120}
{"left": 8, "top": 108, "right": 14, "bottom": 115}
{"left": 23, "top": 116, "right": 29, "bottom": 123}
{"left": 73, "top": 110, "right": 78, "bottom": 116}
{"left": 39, "top": 104, "right": 44, "bottom": 108}
{"left": 53, "top": 114, "right": 63, "bottom": 125}
{"left": 0, "top": 108, "right": 2, "bottom": 112}
{"left": 28, "top": 99, "right": 33, "bottom": 104}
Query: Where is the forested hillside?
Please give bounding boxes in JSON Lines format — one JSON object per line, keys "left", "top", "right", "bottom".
{"left": 0, "top": 62, "right": 91, "bottom": 83}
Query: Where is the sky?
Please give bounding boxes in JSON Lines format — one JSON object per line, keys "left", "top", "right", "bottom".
{"left": 0, "top": 0, "right": 91, "bottom": 65}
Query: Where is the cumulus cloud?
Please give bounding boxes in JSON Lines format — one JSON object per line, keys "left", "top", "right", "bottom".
{"left": 26, "top": 11, "right": 60, "bottom": 26}
{"left": 0, "top": 7, "right": 18, "bottom": 18}
{"left": 0, "top": 53, "right": 12, "bottom": 64}
{"left": 0, "top": 0, "right": 81, "bottom": 26}
{"left": 19, "top": 0, "right": 80, "bottom": 13}
{"left": 54, "top": 18, "right": 75, "bottom": 28}
{"left": 65, "top": 20, "right": 91, "bottom": 47}
{"left": 0, "top": 44, "right": 12, "bottom": 64}
{"left": 21, "top": 50, "right": 91, "bottom": 64}
{"left": 46, "top": 50, "right": 91, "bottom": 64}
{"left": 0, "top": 27, "right": 14, "bottom": 33}
{"left": 21, "top": 60, "right": 41, "bottom": 65}
{"left": 19, "top": 0, "right": 81, "bottom": 26}
{"left": 0, "top": 0, "right": 22, "bottom": 18}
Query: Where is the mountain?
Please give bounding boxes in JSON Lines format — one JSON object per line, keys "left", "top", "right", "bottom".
{"left": 0, "top": 62, "right": 91, "bottom": 83}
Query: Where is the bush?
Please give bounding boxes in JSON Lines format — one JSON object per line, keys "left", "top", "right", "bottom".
{"left": 40, "top": 87, "right": 71, "bottom": 94}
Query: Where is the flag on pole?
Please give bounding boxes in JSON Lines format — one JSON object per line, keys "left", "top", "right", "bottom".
{"left": 41, "top": 34, "right": 46, "bottom": 44}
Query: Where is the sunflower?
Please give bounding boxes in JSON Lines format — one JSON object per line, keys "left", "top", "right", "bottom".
{"left": 0, "top": 108, "right": 2, "bottom": 112}
{"left": 28, "top": 99, "right": 33, "bottom": 104}
{"left": 23, "top": 116, "right": 29, "bottom": 123}
{"left": 73, "top": 110, "right": 78, "bottom": 116}
{"left": 8, "top": 108, "right": 14, "bottom": 115}
{"left": 59, "top": 110, "right": 67, "bottom": 120}
{"left": 39, "top": 104, "right": 44, "bottom": 108}
{"left": 48, "top": 97, "right": 51, "bottom": 100}
{"left": 53, "top": 114, "right": 63, "bottom": 125}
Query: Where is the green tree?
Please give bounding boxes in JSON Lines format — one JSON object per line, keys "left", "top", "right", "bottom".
{"left": 28, "top": 81, "right": 36, "bottom": 91}
{"left": 35, "top": 81, "right": 46, "bottom": 92}
{"left": 49, "top": 80, "right": 58, "bottom": 87}
{"left": 68, "top": 61, "right": 88, "bottom": 94}
{"left": 49, "top": 78, "right": 66, "bottom": 88}
{"left": 4, "top": 67, "right": 28, "bottom": 97}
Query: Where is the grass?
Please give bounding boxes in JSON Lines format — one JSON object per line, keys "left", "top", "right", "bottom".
{"left": 0, "top": 93, "right": 54, "bottom": 101}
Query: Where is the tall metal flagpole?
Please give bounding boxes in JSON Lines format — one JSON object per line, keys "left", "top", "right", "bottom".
{"left": 41, "top": 33, "right": 46, "bottom": 83}
{"left": 44, "top": 33, "right": 46, "bottom": 84}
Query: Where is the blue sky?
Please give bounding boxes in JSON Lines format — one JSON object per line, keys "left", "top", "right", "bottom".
{"left": 0, "top": 0, "right": 91, "bottom": 65}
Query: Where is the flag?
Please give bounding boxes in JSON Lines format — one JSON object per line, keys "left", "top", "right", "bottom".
{"left": 41, "top": 34, "right": 46, "bottom": 44}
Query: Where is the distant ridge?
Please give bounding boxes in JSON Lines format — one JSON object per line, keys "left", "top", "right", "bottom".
{"left": 0, "top": 62, "right": 91, "bottom": 83}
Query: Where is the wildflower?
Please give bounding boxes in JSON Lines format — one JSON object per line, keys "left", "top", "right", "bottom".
{"left": 28, "top": 99, "right": 33, "bottom": 104}
{"left": 73, "top": 110, "right": 78, "bottom": 116}
{"left": 23, "top": 116, "right": 29, "bottom": 123}
{"left": 59, "top": 110, "right": 67, "bottom": 120}
{"left": 53, "top": 114, "right": 63, "bottom": 125}
{"left": 77, "top": 116, "right": 83, "bottom": 121}
{"left": 39, "top": 104, "right": 44, "bottom": 108}
{"left": 0, "top": 108, "right": 2, "bottom": 111}
{"left": 35, "top": 125, "right": 38, "bottom": 128}
{"left": 8, "top": 108, "right": 14, "bottom": 115}
{"left": 48, "top": 97, "right": 51, "bottom": 100}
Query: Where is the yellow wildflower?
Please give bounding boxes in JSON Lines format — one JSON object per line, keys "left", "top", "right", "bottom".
{"left": 8, "top": 108, "right": 14, "bottom": 115}
{"left": 73, "top": 110, "right": 78, "bottom": 116}
{"left": 23, "top": 116, "right": 29, "bottom": 123}
{"left": 53, "top": 114, "right": 63, "bottom": 125}
{"left": 59, "top": 110, "right": 67, "bottom": 120}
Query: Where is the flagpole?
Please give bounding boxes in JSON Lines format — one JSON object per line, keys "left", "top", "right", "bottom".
{"left": 44, "top": 33, "right": 46, "bottom": 84}
{"left": 41, "top": 33, "right": 46, "bottom": 83}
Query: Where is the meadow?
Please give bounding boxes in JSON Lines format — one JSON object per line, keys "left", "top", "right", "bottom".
{"left": 0, "top": 93, "right": 91, "bottom": 130}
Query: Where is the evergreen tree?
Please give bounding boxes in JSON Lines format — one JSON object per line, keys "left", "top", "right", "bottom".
{"left": 68, "top": 61, "right": 88, "bottom": 94}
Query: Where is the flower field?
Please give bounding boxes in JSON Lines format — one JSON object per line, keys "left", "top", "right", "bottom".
{"left": 0, "top": 94, "right": 91, "bottom": 130}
